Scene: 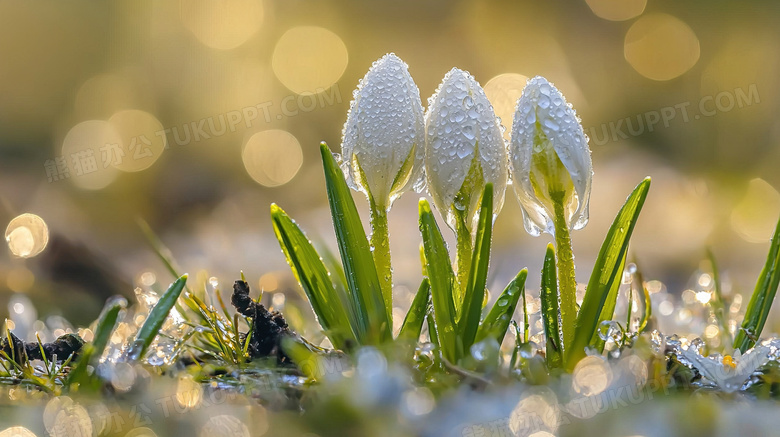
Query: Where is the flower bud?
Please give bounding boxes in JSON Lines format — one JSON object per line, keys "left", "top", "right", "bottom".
{"left": 340, "top": 53, "right": 425, "bottom": 210}
{"left": 425, "top": 68, "right": 507, "bottom": 232}
{"left": 509, "top": 76, "right": 592, "bottom": 236}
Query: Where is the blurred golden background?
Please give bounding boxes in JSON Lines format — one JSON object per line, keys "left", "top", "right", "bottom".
{"left": 0, "top": 0, "right": 778, "bottom": 335}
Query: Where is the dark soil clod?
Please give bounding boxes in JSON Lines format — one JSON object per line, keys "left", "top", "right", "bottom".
{"left": 231, "top": 279, "right": 293, "bottom": 365}
{"left": 1, "top": 331, "right": 84, "bottom": 364}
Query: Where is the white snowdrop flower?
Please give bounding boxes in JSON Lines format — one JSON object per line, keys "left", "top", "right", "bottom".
{"left": 424, "top": 68, "right": 507, "bottom": 232}
{"left": 340, "top": 53, "right": 425, "bottom": 210}
{"left": 509, "top": 76, "right": 592, "bottom": 237}
{"left": 678, "top": 341, "right": 775, "bottom": 393}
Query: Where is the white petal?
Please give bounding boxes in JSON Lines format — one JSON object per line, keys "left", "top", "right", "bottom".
{"left": 679, "top": 345, "right": 768, "bottom": 393}
{"left": 736, "top": 345, "right": 771, "bottom": 377}
{"left": 341, "top": 53, "right": 425, "bottom": 207}
{"left": 424, "top": 68, "right": 507, "bottom": 228}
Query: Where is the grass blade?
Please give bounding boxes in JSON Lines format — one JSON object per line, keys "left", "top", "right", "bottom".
{"left": 540, "top": 244, "right": 562, "bottom": 370}
{"left": 281, "top": 337, "right": 320, "bottom": 381}
{"left": 397, "top": 279, "right": 431, "bottom": 342}
{"left": 318, "top": 239, "right": 350, "bottom": 301}
{"left": 65, "top": 297, "right": 125, "bottom": 388}
{"left": 633, "top": 259, "right": 652, "bottom": 334}
{"left": 320, "top": 143, "right": 391, "bottom": 344}
{"left": 567, "top": 178, "right": 651, "bottom": 370}
{"left": 459, "top": 184, "right": 494, "bottom": 352}
{"left": 419, "top": 198, "right": 461, "bottom": 362}
{"left": 476, "top": 269, "right": 528, "bottom": 346}
{"left": 522, "top": 276, "right": 529, "bottom": 343}
{"left": 734, "top": 214, "right": 780, "bottom": 352}
{"left": 125, "top": 274, "right": 188, "bottom": 362}
{"left": 271, "top": 204, "right": 357, "bottom": 349}
{"left": 706, "top": 249, "right": 731, "bottom": 349}
{"left": 136, "top": 217, "right": 184, "bottom": 281}
{"left": 426, "top": 311, "right": 439, "bottom": 348}
{"left": 589, "top": 249, "right": 627, "bottom": 352}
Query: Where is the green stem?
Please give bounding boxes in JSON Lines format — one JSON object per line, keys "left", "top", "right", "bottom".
{"left": 369, "top": 199, "right": 393, "bottom": 320}
{"left": 454, "top": 210, "right": 473, "bottom": 308}
{"left": 552, "top": 194, "right": 577, "bottom": 360}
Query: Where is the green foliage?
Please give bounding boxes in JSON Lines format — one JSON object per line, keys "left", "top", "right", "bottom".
{"left": 0, "top": 333, "right": 74, "bottom": 395}
{"left": 398, "top": 279, "right": 431, "bottom": 343}
{"left": 420, "top": 183, "right": 528, "bottom": 365}
{"left": 65, "top": 297, "right": 124, "bottom": 389}
{"left": 320, "top": 143, "right": 391, "bottom": 344}
{"left": 419, "top": 198, "right": 461, "bottom": 362}
{"left": 271, "top": 143, "right": 444, "bottom": 351}
{"left": 125, "top": 274, "right": 188, "bottom": 362}
{"left": 735, "top": 214, "right": 780, "bottom": 352}
{"left": 539, "top": 245, "right": 562, "bottom": 369}
{"left": 459, "top": 183, "right": 494, "bottom": 351}
{"left": 477, "top": 269, "right": 528, "bottom": 346}
{"left": 589, "top": 249, "right": 627, "bottom": 352}
{"left": 633, "top": 259, "right": 652, "bottom": 335}
{"left": 178, "top": 283, "right": 252, "bottom": 365}
{"left": 566, "top": 178, "right": 651, "bottom": 370}
{"left": 271, "top": 204, "right": 357, "bottom": 350}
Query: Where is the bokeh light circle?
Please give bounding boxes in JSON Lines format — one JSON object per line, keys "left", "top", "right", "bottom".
{"left": 5, "top": 213, "right": 49, "bottom": 258}
{"left": 731, "top": 178, "right": 780, "bottom": 243}
{"left": 242, "top": 130, "right": 303, "bottom": 187}
{"left": 586, "top": 0, "right": 646, "bottom": 21}
{"left": 624, "top": 13, "right": 700, "bottom": 81}
{"left": 124, "top": 428, "right": 158, "bottom": 437}
{"left": 199, "top": 415, "right": 250, "bottom": 437}
{"left": 483, "top": 73, "right": 529, "bottom": 139}
{"left": 572, "top": 355, "right": 612, "bottom": 396}
{"left": 61, "top": 120, "right": 123, "bottom": 190}
{"left": 175, "top": 375, "right": 203, "bottom": 409}
{"left": 0, "top": 428, "right": 37, "bottom": 437}
{"left": 43, "top": 397, "right": 92, "bottom": 437}
{"left": 272, "top": 26, "right": 348, "bottom": 94}
{"left": 180, "top": 0, "right": 264, "bottom": 50}
{"left": 108, "top": 110, "right": 167, "bottom": 172}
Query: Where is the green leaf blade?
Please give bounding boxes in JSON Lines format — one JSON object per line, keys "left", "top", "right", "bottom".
{"left": 397, "top": 278, "right": 431, "bottom": 343}
{"left": 419, "top": 198, "right": 460, "bottom": 362}
{"left": 566, "top": 178, "right": 651, "bottom": 370}
{"left": 271, "top": 204, "right": 357, "bottom": 349}
{"left": 477, "top": 269, "right": 528, "bottom": 346}
{"left": 66, "top": 297, "right": 125, "bottom": 388}
{"left": 540, "top": 245, "right": 562, "bottom": 370}
{"left": 126, "top": 274, "right": 188, "bottom": 363}
{"left": 735, "top": 213, "right": 780, "bottom": 352}
{"left": 320, "top": 143, "right": 391, "bottom": 344}
{"left": 633, "top": 259, "right": 652, "bottom": 335}
{"left": 589, "top": 249, "right": 627, "bottom": 352}
{"left": 459, "top": 184, "right": 494, "bottom": 352}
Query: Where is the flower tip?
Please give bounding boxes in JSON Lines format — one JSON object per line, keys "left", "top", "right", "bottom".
{"left": 527, "top": 75, "right": 552, "bottom": 85}
{"left": 319, "top": 142, "right": 333, "bottom": 158}
{"left": 418, "top": 198, "right": 432, "bottom": 214}
{"left": 518, "top": 76, "right": 563, "bottom": 104}
{"left": 441, "top": 67, "right": 474, "bottom": 86}
{"left": 366, "top": 53, "right": 411, "bottom": 80}
{"left": 378, "top": 52, "right": 403, "bottom": 65}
